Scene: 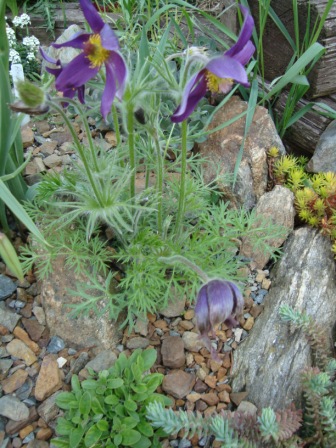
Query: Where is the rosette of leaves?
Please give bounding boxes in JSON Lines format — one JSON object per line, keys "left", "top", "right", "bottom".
{"left": 52, "top": 349, "right": 171, "bottom": 448}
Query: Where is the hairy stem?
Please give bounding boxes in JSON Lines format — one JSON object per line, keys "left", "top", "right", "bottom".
{"left": 158, "top": 255, "right": 209, "bottom": 283}
{"left": 174, "top": 120, "right": 187, "bottom": 235}
{"left": 127, "top": 103, "right": 136, "bottom": 198}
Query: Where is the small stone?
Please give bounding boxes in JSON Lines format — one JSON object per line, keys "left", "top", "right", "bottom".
{"left": 218, "top": 390, "right": 230, "bottom": 403}
{"left": 47, "top": 336, "right": 65, "bottom": 354}
{"left": 6, "top": 339, "right": 37, "bottom": 366}
{"left": 0, "top": 359, "right": 13, "bottom": 379}
{"left": 234, "top": 328, "right": 243, "bottom": 343}
{"left": 85, "top": 350, "right": 117, "bottom": 372}
{"left": 179, "top": 320, "right": 194, "bottom": 330}
{"left": 261, "top": 278, "right": 271, "bottom": 290}
{"left": 5, "top": 406, "right": 38, "bottom": 435}
{"left": 13, "top": 327, "right": 40, "bottom": 355}
{"left": 21, "top": 125, "right": 34, "bottom": 148}
{"left": 0, "top": 275, "right": 17, "bottom": 301}
{"left": 37, "top": 392, "right": 61, "bottom": 423}
{"left": 21, "top": 318, "right": 45, "bottom": 342}
{"left": 204, "top": 375, "right": 217, "bottom": 389}
{"left": 185, "top": 353, "right": 194, "bottom": 366}
{"left": 32, "top": 307, "right": 46, "bottom": 326}
{"left": 162, "top": 371, "right": 195, "bottom": 399}
{"left": 104, "top": 131, "right": 117, "bottom": 146}
{"left": 56, "top": 357, "right": 67, "bottom": 368}
{"left": 43, "top": 154, "right": 62, "bottom": 168}
{"left": 161, "top": 336, "right": 185, "bottom": 368}
{"left": 243, "top": 317, "right": 254, "bottom": 331}
{"left": 126, "top": 337, "right": 150, "bottom": 350}
{"left": 237, "top": 400, "right": 258, "bottom": 416}
{"left": 184, "top": 310, "right": 195, "bottom": 320}
{"left": 196, "top": 368, "right": 207, "bottom": 381}
{"left": 182, "top": 332, "right": 204, "bottom": 352}
{"left": 35, "top": 355, "right": 62, "bottom": 401}
{"left": 16, "top": 378, "right": 34, "bottom": 401}
{"left": 12, "top": 436, "right": 22, "bottom": 448}
{"left": 0, "top": 395, "right": 29, "bottom": 421}
{"left": 19, "top": 424, "right": 34, "bottom": 440}
{"left": 195, "top": 400, "right": 207, "bottom": 412}
{"left": 39, "top": 141, "right": 58, "bottom": 156}
{"left": 23, "top": 432, "right": 35, "bottom": 444}
{"left": 2, "top": 369, "right": 28, "bottom": 394}
{"left": 230, "top": 391, "right": 248, "bottom": 406}
{"left": 186, "top": 393, "right": 201, "bottom": 403}
{"left": 134, "top": 317, "right": 148, "bottom": 336}
{"left": 201, "top": 393, "right": 219, "bottom": 406}
{"left": 194, "top": 379, "right": 208, "bottom": 393}
{"left": 210, "top": 360, "right": 222, "bottom": 373}
{"left": 36, "top": 427, "right": 53, "bottom": 441}
{"left": 0, "top": 302, "right": 21, "bottom": 332}
{"left": 161, "top": 295, "right": 186, "bottom": 318}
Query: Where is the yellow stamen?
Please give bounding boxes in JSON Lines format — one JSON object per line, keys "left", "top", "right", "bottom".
{"left": 205, "top": 70, "right": 233, "bottom": 94}
{"left": 85, "top": 34, "right": 110, "bottom": 68}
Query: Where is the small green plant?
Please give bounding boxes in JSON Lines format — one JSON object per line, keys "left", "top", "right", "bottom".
{"left": 270, "top": 152, "right": 336, "bottom": 256}
{"left": 52, "top": 348, "right": 171, "bottom": 448}
{"left": 146, "top": 306, "right": 336, "bottom": 447}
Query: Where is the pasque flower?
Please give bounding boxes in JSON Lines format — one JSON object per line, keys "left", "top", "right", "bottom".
{"left": 47, "top": 0, "right": 127, "bottom": 119}
{"left": 171, "top": 5, "right": 255, "bottom": 123}
{"left": 195, "top": 279, "right": 244, "bottom": 360}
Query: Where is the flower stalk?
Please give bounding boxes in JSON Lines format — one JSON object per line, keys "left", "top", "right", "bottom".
{"left": 126, "top": 102, "right": 136, "bottom": 198}
{"left": 174, "top": 120, "right": 188, "bottom": 235}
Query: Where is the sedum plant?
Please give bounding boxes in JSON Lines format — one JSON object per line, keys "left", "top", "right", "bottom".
{"left": 52, "top": 348, "right": 171, "bottom": 448}
{"left": 146, "top": 306, "right": 336, "bottom": 447}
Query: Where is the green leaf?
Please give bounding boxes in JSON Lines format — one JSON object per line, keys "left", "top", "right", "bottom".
{"left": 137, "top": 421, "right": 154, "bottom": 437}
{"left": 143, "top": 374, "right": 163, "bottom": 393}
{"left": 71, "top": 375, "right": 82, "bottom": 394}
{"left": 141, "top": 349, "right": 157, "bottom": 371}
{"left": 82, "top": 379, "right": 98, "bottom": 390}
{"left": 115, "top": 404, "right": 126, "bottom": 417}
{"left": 121, "top": 429, "right": 142, "bottom": 446}
{"left": 132, "top": 435, "right": 152, "bottom": 448}
{"left": 113, "top": 433, "right": 122, "bottom": 446}
{"left": 91, "top": 397, "right": 105, "bottom": 414}
{"left": 79, "top": 392, "right": 92, "bottom": 415}
{"left": 131, "top": 384, "right": 147, "bottom": 394}
{"left": 84, "top": 424, "right": 102, "bottom": 447}
{"left": 50, "top": 438, "right": 69, "bottom": 448}
{"left": 69, "top": 427, "right": 85, "bottom": 448}
{"left": 104, "top": 394, "right": 119, "bottom": 406}
{"left": 56, "top": 417, "right": 74, "bottom": 436}
{"left": 56, "top": 392, "right": 78, "bottom": 410}
{"left": 96, "top": 419, "right": 109, "bottom": 432}
{"left": 96, "top": 385, "right": 106, "bottom": 395}
{"left": 107, "top": 378, "right": 124, "bottom": 389}
{"left": 125, "top": 399, "right": 137, "bottom": 412}
{"left": 121, "top": 416, "right": 139, "bottom": 429}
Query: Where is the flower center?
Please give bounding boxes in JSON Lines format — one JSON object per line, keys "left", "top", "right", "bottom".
{"left": 84, "top": 34, "right": 110, "bottom": 68}
{"left": 205, "top": 70, "right": 233, "bottom": 94}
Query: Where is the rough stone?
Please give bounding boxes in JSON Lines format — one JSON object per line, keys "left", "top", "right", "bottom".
{"left": 240, "top": 185, "right": 295, "bottom": 268}
{"left": 197, "top": 96, "right": 286, "bottom": 209}
{"left": 38, "top": 141, "right": 58, "bottom": 156}
{"left": 40, "top": 256, "right": 120, "bottom": 349}
{"left": 13, "top": 327, "right": 40, "bottom": 355}
{"left": 126, "top": 337, "right": 150, "bottom": 350}
{"left": 47, "top": 336, "right": 65, "bottom": 354}
{"left": 32, "top": 306, "right": 46, "bottom": 326}
{"left": 35, "top": 354, "right": 62, "bottom": 401}
{"left": 37, "top": 392, "right": 61, "bottom": 423}
{"left": 6, "top": 339, "right": 37, "bottom": 366}
{"left": 43, "top": 154, "right": 63, "bottom": 168}
{"left": 0, "top": 275, "right": 17, "bottom": 301}
{"left": 5, "top": 406, "right": 38, "bottom": 435}
{"left": 0, "top": 302, "right": 21, "bottom": 332}
{"left": 0, "top": 395, "right": 29, "bottom": 421}
{"left": 84, "top": 350, "right": 117, "bottom": 372}
{"left": 27, "top": 441, "right": 49, "bottom": 448}
{"left": 306, "top": 119, "right": 336, "bottom": 173}
{"left": 2, "top": 369, "right": 28, "bottom": 394}
{"left": 231, "top": 227, "right": 336, "bottom": 410}
{"left": 21, "top": 318, "right": 45, "bottom": 342}
{"left": 182, "top": 332, "right": 205, "bottom": 352}
{"left": 237, "top": 401, "right": 258, "bottom": 417}
{"left": 161, "top": 292, "right": 186, "bottom": 318}
{"left": 162, "top": 371, "right": 196, "bottom": 399}
{"left": 21, "top": 125, "right": 34, "bottom": 149}
{"left": 161, "top": 336, "right": 185, "bottom": 368}
{"left": 45, "top": 25, "right": 82, "bottom": 64}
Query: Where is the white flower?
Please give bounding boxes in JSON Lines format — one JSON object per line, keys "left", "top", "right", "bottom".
{"left": 6, "top": 26, "right": 16, "bottom": 48}
{"left": 9, "top": 49, "right": 21, "bottom": 64}
{"left": 13, "top": 13, "right": 31, "bottom": 28}
{"left": 26, "top": 52, "right": 36, "bottom": 61}
{"left": 22, "top": 35, "right": 40, "bottom": 52}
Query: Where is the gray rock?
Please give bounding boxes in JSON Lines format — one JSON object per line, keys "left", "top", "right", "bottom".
{"left": 0, "top": 395, "right": 29, "bottom": 421}
{"left": 37, "top": 392, "right": 61, "bottom": 423}
{"left": 182, "top": 332, "right": 205, "bottom": 352}
{"left": 197, "top": 96, "right": 286, "bottom": 209}
{"left": 161, "top": 293, "right": 186, "bottom": 318}
{"left": 0, "top": 359, "right": 13, "bottom": 377}
{"left": 27, "top": 442, "right": 49, "bottom": 448}
{"left": 16, "top": 378, "right": 34, "bottom": 401}
{"left": 43, "top": 25, "right": 82, "bottom": 65}
{"left": 85, "top": 350, "right": 117, "bottom": 372}
{"left": 126, "top": 337, "right": 150, "bottom": 350}
{"left": 161, "top": 336, "right": 185, "bottom": 368}
{"left": 240, "top": 186, "right": 295, "bottom": 268}
{"left": 306, "top": 119, "right": 336, "bottom": 173}
{"left": 236, "top": 401, "right": 258, "bottom": 417}
{"left": 231, "top": 227, "right": 336, "bottom": 410}
{"left": 0, "top": 302, "right": 21, "bottom": 332}
{"left": 40, "top": 256, "right": 120, "bottom": 350}
{"left": 47, "top": 336, "right": 65, "bottom": 354}
{"left": 0, "top": 275, "right": 16, "bottom": 301}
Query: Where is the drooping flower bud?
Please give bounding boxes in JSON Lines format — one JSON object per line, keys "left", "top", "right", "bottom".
{"left": 10, "top": 80, "right": 49, "bottom": 115}
{"left": 195, "top": 279, "right": 243, "bottom": 360}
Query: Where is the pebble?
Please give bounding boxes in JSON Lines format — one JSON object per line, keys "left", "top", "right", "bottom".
{"left": 182, "top": 332, "right": 204, "bottom": 352}
{"left": 161, "top": 336, "right": 185, "bottom": 368}
{"left": 0, "top": 395, "right": 29, "bottom": 421}
{"left": 47, "top": 336, "right": 65, "bottom": 354}
{"left": 6, "top": 340, "right": 37, "bottom": 366}
{"left": 0, "top": 275, "right": 17, "bottom": 301}
{"left": 84, "top": 350, "right": 117, "bottom": 372}
{"left": 126, "top": 337, "right": 150, "bottom": 349}
{"left": 0, "top": 303, "right": 21, "bottom": 332}
{"left": 162, "top": 371, "right": 196, "bottom": 399}
{"left": 34, "top": 355, "right": 62, "bottom": 401}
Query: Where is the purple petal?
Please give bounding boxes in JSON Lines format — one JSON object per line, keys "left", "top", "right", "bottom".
{"left": 39, "top": 47, "right": 59, "bottom": 65}
{"left": 233, "top": 40, "right": 255, "bottom": 66}
{"left": 52, "top": 33, "right": 91, "bottom": 49}
{"left": 100, "top": 24, "right": 120, "bottom": 51}
{"left": 206, "top": 280, "right": 234, "bottom": 328}
{"left": 77, "top": 85, "right": 85, "bottom": 104}
{"left": 171, "top": 70, "right": 207, "bottom": 123}
{"left": 195, "top": 284, "right": 211, "bottom": 336}
{"left": 227, "top": 281, "right": 244, "bottom": 316}
{"left": 226, "top": 5, "right": 254, "bottom": 58}
{"left": 55, "top": 53, "right": 99, "bottom": 90}
{"left": 101, "top": 60, "right": 117, "bottom": 120}
{"left": 206, "top": 55, "right": 250, "bottom": 87}
{"left": 79, "top": 0, "right": 104, "bottom": 33}
{"left": 107, "top": 51, "right": 128, "bottom": 100}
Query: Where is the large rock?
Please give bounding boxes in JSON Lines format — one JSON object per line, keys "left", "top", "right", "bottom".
{"left": 197, "top": 96, "right": 286, "bottom": 209}
{"left": 231, "top": 227, "right": 336, "bottom": 410}
{"left": 306, "top": 119, "right": 336, "bottom": 173}
{"left": 240, "top": 185, "right": 295, "bottom": 268}
{"left": 41, "top": 257, "right": 120, "bottom": 350}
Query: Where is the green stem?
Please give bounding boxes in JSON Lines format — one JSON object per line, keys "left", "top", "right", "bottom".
{"left": 174, "top": 120, "right": 188, "bottom": 235}
{"left": 127, "top": 103, "right": 136, "bottom": 198}
{"left": 158, "top": 255, "right": 209, "bottom": 283}
{"left": 112, "top": 104, "right": 121, "bottom": 147}
{"left": 46, "top": 100, "right": 104, "bottom": 208}
{"left": 153, "top": 135, "right": 163, "bottom": 234}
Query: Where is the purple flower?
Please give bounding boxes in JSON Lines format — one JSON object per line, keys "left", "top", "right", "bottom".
{"left": 195, "top": 279, "right": 243, "bottom": 361}
{"left": 47, "top": 0, "right": 127, "bottom": 119}
{"left": 40, "top": 48, "right": 85, "bottom": 104}
{"left": 171, "top": 5, "right": 255, "bottom": 123}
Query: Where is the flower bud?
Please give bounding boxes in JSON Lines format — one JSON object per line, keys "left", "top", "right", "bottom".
{"left": 195, "top": 279, "right": 243, "bottom": 359}
{"left": 16, "top": 80, "right": 45, "bottom": 108}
